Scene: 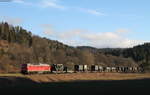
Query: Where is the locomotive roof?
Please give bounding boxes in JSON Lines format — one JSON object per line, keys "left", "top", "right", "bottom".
{"left": 27, "top": 63, "right": 50, "bottom": 66}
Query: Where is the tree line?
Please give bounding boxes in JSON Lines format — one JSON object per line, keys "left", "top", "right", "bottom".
{"left": 99, "top": 44, "right": 150, "bottom": 71}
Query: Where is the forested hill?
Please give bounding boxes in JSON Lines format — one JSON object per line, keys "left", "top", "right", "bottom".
{"left": 0, "top": 22, "right": 149, "bottom": 73}
{"left": 78, "top": 45, "right": 150, "bottom": 71}
{"left": 100, "top": 44, "right": 150, "bottom": 70}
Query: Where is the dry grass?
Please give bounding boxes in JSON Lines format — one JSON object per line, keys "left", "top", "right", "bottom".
{"left": 26, "top": 73, "right": 150, "bottom": 83}
{"left": 1, "top": 73, "right": 150, "bottom": 83}
{"left": 0, "top": 73, "right": 23, "bottom": 77}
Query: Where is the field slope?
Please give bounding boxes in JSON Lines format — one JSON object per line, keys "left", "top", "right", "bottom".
{"left": 1, "top": 73, "right": 150, "bottom": 95}
{"left": 0, "top": 73, "right": 150, "bottom": 83}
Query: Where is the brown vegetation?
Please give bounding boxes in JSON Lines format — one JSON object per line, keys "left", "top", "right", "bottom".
{"left": 1, "top": 73, "right": 150, "bottom": 83}
{"left": 0, "top": 39, "right": 137, "bottom": 73}
{"left": 26, "top": 73, "right": 150, "bottom": 83}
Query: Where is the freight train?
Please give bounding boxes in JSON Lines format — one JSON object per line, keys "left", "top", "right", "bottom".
{"left": 21, "top": 63, "right": 144, "bottom": 74}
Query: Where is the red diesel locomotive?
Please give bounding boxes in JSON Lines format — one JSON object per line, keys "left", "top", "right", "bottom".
{"left": 21, "top": 63, "right": 51, "bottom": 74}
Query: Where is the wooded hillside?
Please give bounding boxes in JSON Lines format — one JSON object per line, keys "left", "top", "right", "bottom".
{"left": 0, "top": 22, "right": 149, "bottom": 73}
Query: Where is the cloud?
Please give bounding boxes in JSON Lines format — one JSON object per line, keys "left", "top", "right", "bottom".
{"left": 12, "top": 0, "right": 34, "bottom": 6}
{"left": 12, "top": 0, "right": 66, "bottom": 10}
{"left": 12, "top": 0, "right": 106, "bottom": 16}
{"left": 41, "top": 24, "right": 55, "bottom": 36}
{"left": 81, "top": 32, "right": 145, "bottom": 48}
{"left": 116, "top": 29, "right": 130, "bottom": 34}
{"left": 58, "top": 29, "right": 86, "bottom": 39}
{"left": 40, "top": 0, "right": 66, "bottom": 10}
{"left": 0, "top": 0, "right": 13, "bottom": 2}
{"left": 42, "top": 26, "right": 145, "bottom": 48}
{"left": 79, "top": 8, "right": 105, "bottom": 16}
{"left": 12, "top": 0, "right": 24, "bottom": 3}
{"left": 1, "top": 16, "right": 23, "bottom": 25}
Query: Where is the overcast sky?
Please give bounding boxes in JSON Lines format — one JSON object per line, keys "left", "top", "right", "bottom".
{"left": 0, "top": 0, "right": 150, "bottom": 48}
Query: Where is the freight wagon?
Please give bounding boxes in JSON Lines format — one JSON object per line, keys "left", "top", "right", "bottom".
{"left": 51, "top": 64, "right": 68, "bottom": 73}
{"left": 74, "top": 65, "right": 88, "bottom": 72}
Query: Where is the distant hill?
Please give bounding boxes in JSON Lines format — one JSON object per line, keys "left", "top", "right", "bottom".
{"left": 101, "top": 44, "right": 150, "bottom": 71}
{"left": 0, "top": 22, "right": 149, "bottom": 73}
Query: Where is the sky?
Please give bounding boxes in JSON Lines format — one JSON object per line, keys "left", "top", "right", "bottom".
{"left": 0, "top": 0, "right": 150, "bottom": 48}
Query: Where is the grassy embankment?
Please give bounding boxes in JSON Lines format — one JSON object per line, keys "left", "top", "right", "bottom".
{"left": 0, "top": 73, "right": 150, "bottom": 83}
